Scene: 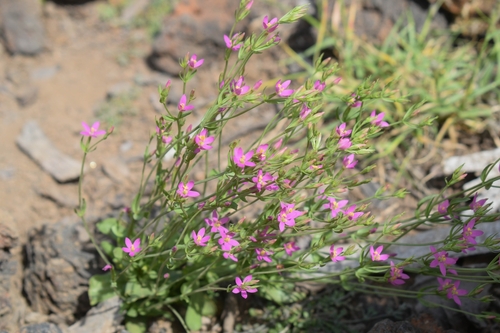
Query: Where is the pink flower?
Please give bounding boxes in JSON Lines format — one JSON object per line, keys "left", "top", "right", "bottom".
{"left": 192, "top": 228, "right": 210, "bottom": 246}
{"left": 277, "top": 202, "right": 303, "bottom": 232}
{"left": 275, "top": 80, "right": 294, "bottom": 97}
{"left": 335, "top": 123, "right": 352, "bottom": 137}
{"left": 194, "top": 128, "right": 215, "bottom": 153}
{"left": 233, "top": 147, "right": 255, "bottom": 168}
{"left": 252, "top": 169, "right": 274, "bottom": 191}
{"left": 187, "top": 54, "right": 204, "bottom": 69}
{"left": 255, "top": 144, "right": 268, "bottom": 161}
{"left": 388, "top": 261, "right": 409, "bottom": 285}
{"left": 162, "top": 136, "right": 172, "bottom": 144}
{"left": 429, "top": 246, "right": 457, "bottom": 276}
{"left": 461, "top": 218, "right": 483, "bottom": 245}
{"left": 446, "top": 281, "right": 468, "bottom": 305}
{"left": 223, "top": 34, "right": 242, "bottom": 51}
{"left": 470, "top": 193, "right": 487, "bottom": 212}
{"left": 330, "top": 245, "right": 345, "bottom": 263}
{"left": 253, "top": 80, "right": 263, "bottom": 90}
{"left": 262, "top": 16, "right": 279, "bottom": 33}
{"left": 177, "top": 181, "right": 200, "bottom": 198}
{"left": 299, "top": 104, "right": 312, "bottom": 120}
{"left": 323, "top": 197, "right": 348, "bottom": 218}
{"left": 437, "top": 277, "right": 452, "bottom": 291}
{"left": 338, "top": 137, "right": 352, "bottom": 150}
{"left": 218, "top": 230, "right": 239, "bottom": 251}
{"left": 437, "top": 200, "right": 449, "bottom": 214}
{"left": 349, "top": 94, "right": 362, "bottom": 107}
{"left": 230, "top": 76, "right": 250, "bottom": 96}
{"left": 284, "top": 242, "right": 300, "bottom": 256}
{"left": 164, "top": 273, "right": 170, "bottom": 279}
{"left": 122, "top": 237, "right": 141, "bottom": 257}
{"left": 205, "top": 210, "right": 229, "bottom": 233}
{"left": 370, "top": 245, "right": 389, "bottom": 262}
{"left": 256, "top": 248, "right": 273, "bottom": 262}
{"left": 232, "top": 275, "right": 258, "bottom": 299}
{"left": 245, "top": 0, "right": 253, "bottom": 10}
{"left": 344, "top": 205, "right": 364, "bottom": 221}
{"left": 178, "top": 94, "right": 194, "bottom": 112}
{"left": 81, "top": 121, "right": 106, "bottom": 138}
{"left": 102, "top": 264, "right": 112, "bottom": 271}
{"left": 223, "top": 251, "right": 238, "bottom": 262}
{"left": 313, "top": 80, "right": 326, "bottom": 91}
{"left": 343, "top": 154, "right": 358, "bottom": 169}
{"left": 370, "top": 110, "right": 389, "bottom": 127}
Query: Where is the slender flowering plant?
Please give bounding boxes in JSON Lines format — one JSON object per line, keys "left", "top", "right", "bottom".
{"left": 76, "top": 2, "right": 500, "bottom": 330}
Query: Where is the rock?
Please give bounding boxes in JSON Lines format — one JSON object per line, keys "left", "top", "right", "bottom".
{"left": 15, "top": 86, "right": 38, "bottom": 107}
{"left": 442, "top": 148, "right": 500, "bottom": 175}
{"left": 149, "top": 319, "right": 173, "bottom": 333}
{"left": 31, "top": 66, "right": 60, "bottom": 81}
{"left": 23, "top": 217, "right": 100, "bottom": 325}
{"left": 0, "top": 221, "right": 23, "bottom": 333}
{"left": 149, "top": 0, "right": 239, "bottom": 74}
{"left": 19, "top": 323, "right": 62, "bottom": 333}
{"left": 16, "top": 121, "right": 82, "bottom": 183}
{"left": 34, "top": 181, "right": 79, "bottom": 208}
{"left": 67, "top": 297, "right": 123, "bottom": 333}
{"left": 0, "top": 0, "right": 46, "bottom": 55}
{"left": 102, "top": 157, "right": 130, "bottom": 184}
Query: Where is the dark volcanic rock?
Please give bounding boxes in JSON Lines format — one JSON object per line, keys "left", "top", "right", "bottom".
{"left": 23, "top": 217, "right": 100, "bottom": 325}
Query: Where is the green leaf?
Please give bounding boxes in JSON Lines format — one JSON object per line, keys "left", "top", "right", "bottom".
{"left": 126, "top": 319, "right": 147, "bottom": 333}
{"left": 101, "top": 240, "right": 114, "bottom": 256}
{"left": 259, "top": 284, "right": 307, "bottom": 305}
{"left": 96, "top": 218, "right": 118, "bottom": 235}
{"left": 113, "top": 247, "right": 124, "bottom": 261}
{"left": 88, "top": 274, "right": 115, "bottom": 306}
{"left": 186, "top": 304, "right": 202, "bottom": 331}
{"left": 111, "top": 223, "right": 126, "bottom": 238}
{"left": 125, "top": 282, "right": 154, "bottom": 298}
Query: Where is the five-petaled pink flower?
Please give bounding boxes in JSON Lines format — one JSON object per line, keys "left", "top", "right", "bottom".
{"left": 224, "top": 34, "right": 242, "bottom": 51}
{"left": 81, "top": 121, "right": 106, "bottom": 138}
{"left": 252, "top": 169, "right": 275, "bottom": 191}
{"left": 470, "top": 193, "right": 487, "bottom": 212}
{"left": 192, "top": 228, "right": 210, "bottom": 246}
{"left": 256, "top": 248, "right": 273, "bottom": 262}
{"left": 178, "top": 94, "right": 194, "bottom": 112}
{"left": 262, "top": 16, "right": 279, "bottom": 33}
{"left": 429, "top": 246, "right": 457, "bottom": 276}
{"left": 205, "top": 210, "right": 229, "bottom": 233}
{"left": 223, "top": 251, "right": 238, "bottom": 262}
{"left": 230, "top": 76, "right": 250, "bottom": 96}
{"left": 336, "top": 123, "right": 352, "bottom": 137}
{"left": 218, "top": 230, "right": 239, "bottom": 251}
{"left": 323, "top": 197, "right": 348, "bottom": 218}
{"left": 330, "top": 245, "right": 345, "bottom": 263}
{"left": 388, "top": 261, "right": 409, "bottom": 286}
{"left": 437, "top": 277, "right": 452, "bottom": 291}
{"left": 343, "top": 154, "right": 358, "bottom": 169}
{"left": 233, "top": 147, "right": 256, "bottom": 168}
{"left": 284, "top": 242, "right": 300, "bottom": 256}
{"left": 338, "top": 137, "right": 352, "bottom": 150}
{"left": 194, "top": 128, "right": 215, "bottom": 153}
{"left": 446, "top": 280, "right": 468, "bottom": 305}
{"left": 370, "top": 110, "right": 389, "bottom": 127}
{"left": 177, "top": 181, "right": 200, "bottom": 198}
{"left": 232, "top": 275, "right": 258, "bottom": 299}
{"left": 122, "top": 237, "right": 141, "bottom": 257}
{"left": 255, "top": 144, "right": 268, "bottom": 161}
{"left": 102, "top": 264, "right": 112, "bottom": 271}
{"left": 344, "top": 205, "right": 364, "bottom": 221}
{"left": 277, "top": 202, "right": 303, "bottom": 232}
{"left": 370, "top": 245, "right": 389, "bottom": 262}
{"left": 313, "top": 80, "right": 326, "bottom": 91}
{"left": 275, "top": 80, "right": 294, "bottom": 97}
{"left": 187, "top": 54, "right": 204, "bottom": 69}
{"left": 462, "top": 218, "right": 484, "bottom": 245}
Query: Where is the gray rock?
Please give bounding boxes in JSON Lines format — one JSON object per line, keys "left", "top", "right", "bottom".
{"left": 68, "top": 297, "right": 123, "bottom": 333}
{"left": 0, "top": 0, "right": 45, "bottom": 55}
{"left": 15, "top": 85, "right": 38, "bottom": 107}
{"left": 23, "top": 217, "right": 99, "bottom": 324}
{"left": 443, "top": 148, "right": 500, "bottom": 175}
{"left": 102, "top": 157, "right": 130, "bottom": 184}
{"left": 19, "top": 323, "right": 62, "bottom": 333}
{"left": 16, "top": 121, "right": 82, "bottom": 183}
{"left": 34, "top": 181, "right": 79, "bottom": 208}
{"left": 31, "top": 66, "right": 60, "bottom": 81}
